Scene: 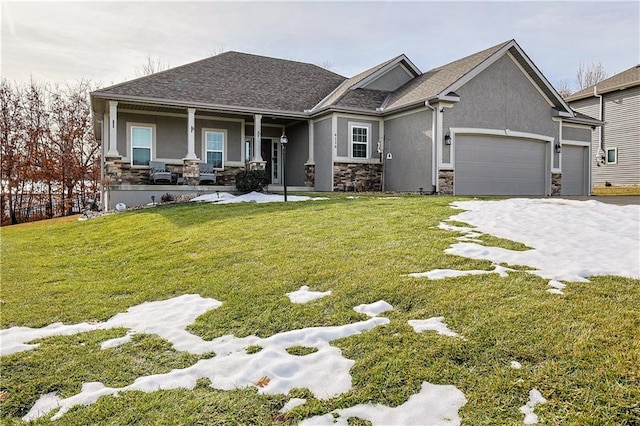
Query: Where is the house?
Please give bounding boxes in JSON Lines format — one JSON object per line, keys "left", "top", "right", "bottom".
{"left": 90, "top": 39, "right": 601, "bottom": 209}
{"left": 566, "top": 65, "right": 640, "bottom": 190}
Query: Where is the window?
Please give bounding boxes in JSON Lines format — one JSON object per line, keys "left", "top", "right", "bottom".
{"left": 606, "top": 147, "right": 617, "bottom": 164}
{"left": 131, "top": 126, "right": 152, "bottom": 166}
{"left": 204, "top": 130, "right": 225, "bottom": 168}
{"left": 350, "top": 124, "right": 370, "bottom": 158}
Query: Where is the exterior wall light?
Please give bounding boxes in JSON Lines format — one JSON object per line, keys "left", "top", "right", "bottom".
{"left": 555, "top": 142, "right": 562, "bottom": 153}
{"left": 444, "top": 132, "right": 452, "bottom": 145}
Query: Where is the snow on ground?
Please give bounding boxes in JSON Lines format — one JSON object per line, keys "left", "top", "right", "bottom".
{"left": 299, "top": 382, "right": 467, "bottom": 426}
{"left": 408, "top": 317, "right": 460, "bottom": 337}
{"left": 191, "top": 191, "right": 327, "bottom": 204}
{"left": 353, "top": 300, "right": 393, "bottom": 317}
{"left": 519, "top": 389, "right": 547, "bottom": 424}
{"left": 414, "top": 198, "right": 640, "bottom": 283}
{"left": 12, "top": 294, "right": 401, "bottom": 422}
{"left": 409, "top": 265, "right": 512, "bottom": 280}
{"left": 286, "top": 286, "right": 332, "bottom": 303}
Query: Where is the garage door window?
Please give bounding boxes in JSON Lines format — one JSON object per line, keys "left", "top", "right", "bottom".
{"left": 606, "top": 147, "right": 617, "bottom": 164}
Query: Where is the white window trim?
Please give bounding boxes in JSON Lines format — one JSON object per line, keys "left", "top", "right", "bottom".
{"left": 349, "top": 122, "right": 371, "bottom": 159}
{"left": 606, "top": 147, "right": 618, "bottom": 164}
{"left": 126, "top": 123, "right": 156, "bottom": 167}
{"left": 202, "top": 128, "right": 227, "bottom": 170}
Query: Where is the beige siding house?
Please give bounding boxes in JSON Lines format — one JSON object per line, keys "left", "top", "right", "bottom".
{"left": 567, "top": 65, "right": 640, "bottom": 189}
{"left": 91, "top": 39, "right": 601, "bottom": 209}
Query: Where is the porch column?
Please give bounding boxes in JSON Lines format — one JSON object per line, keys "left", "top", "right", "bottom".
{"left": 185, "top": 108, "right": 198, "bottom": 160}
{"left": 249, "top": 114, "right": 265, "bottom": 170}
{"left": 107, "top": 101, "right": 120, "bottom": 157}
{"left": 306, "top": 119, "right": 314, "bottom": 164}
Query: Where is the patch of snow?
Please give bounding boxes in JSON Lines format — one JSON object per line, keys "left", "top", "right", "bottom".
{"left": 22, "top": 392, "right": 62, "bottom": 422}
{"left": 510, "top": 361, "right": 522, "bottom": 369}
{"left": 279, "top": 398, "right": 307, "bottom": 413}
{"left": 445, "top": 199, "right": 639, "bottom": 282}
{"left": 353, "top": 300, "right": 393, "bottom": 317}
{"left": 286, "top": 286, "right": 332, "bottom": 304}
{"left": 519, "top": 389, "right": 547, "bottom": 424}
{"left": 1, "top": 322, "right": 100, "bottom": 356}
{"left": 17, "top": 294, "right": 391, "bottom": 421}
{"left": 408, "top": 317, "right": 460, "bottom": 337}
{"left": 546, "top": 280, "right": 566, "bottom": 295}
{"left": 190, "top": 192, "right": 237, "bottom": 202}
{"left": 299, "top": 381, "right": 467, "bottom": 426}
{"left": 409, "top": 264, "right": 511, "bottom": 280}
{"left": 100, "top": 331, "right": 135, "bottom": 349}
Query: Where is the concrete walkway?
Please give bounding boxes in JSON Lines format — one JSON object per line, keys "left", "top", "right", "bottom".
{"left": 560, "top": 196, "right": 640, "bottom": 206}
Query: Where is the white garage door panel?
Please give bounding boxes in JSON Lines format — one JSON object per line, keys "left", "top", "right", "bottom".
{"left": 455, "top": 135, "right": 547, "bottom": 195}
{"left": 561, "top": 145, "right": 588, "bottom": 196}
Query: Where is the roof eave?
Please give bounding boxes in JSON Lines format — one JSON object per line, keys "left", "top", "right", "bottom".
{"left": 90, "top": 93, "right": 310, "bottom": 119}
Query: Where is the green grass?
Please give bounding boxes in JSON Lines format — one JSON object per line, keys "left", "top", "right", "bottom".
{"left": 1, "top": 194, "right": 638, "bottom": 424}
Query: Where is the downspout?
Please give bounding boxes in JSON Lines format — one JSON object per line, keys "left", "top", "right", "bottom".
{"left": 425, "top": 103, "right": 437, "bottom": 192}
{"left": 594, "top": 86, "right": 605, "bottom": 166}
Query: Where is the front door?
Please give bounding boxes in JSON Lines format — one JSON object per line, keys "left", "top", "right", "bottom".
{"left": 261, "top": 138, "right": 281, "bottom": 184}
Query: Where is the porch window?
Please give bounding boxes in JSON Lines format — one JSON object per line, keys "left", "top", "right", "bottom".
{"left": 606, "top": 147, "right": 617, "bottom": 164}
{"left": 204, "top": 130, "right": 225, "bottom": 169}
{"left": 350, "top": 123, "right": 370, "bottom": 158}
{"left": 131, "top": 126, "right": 152, "bottom": 166}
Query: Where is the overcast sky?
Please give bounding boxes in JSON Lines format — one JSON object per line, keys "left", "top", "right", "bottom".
{"left": 1, "top": 1, "right": 638, "bottom": 92}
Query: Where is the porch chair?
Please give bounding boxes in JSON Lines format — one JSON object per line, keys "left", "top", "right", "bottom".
{"left": 198, "top": 163, "right": 217, "bottom": 184}
{"left": 149, "top": 161, "right": 172, "bottom": 184}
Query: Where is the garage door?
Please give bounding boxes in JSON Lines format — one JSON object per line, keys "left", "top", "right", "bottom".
{"left": 455, "top": 135, "right": 547, "bottom": 195}
{"left": 561, "top": 145, "right": 589, "bottom": 196}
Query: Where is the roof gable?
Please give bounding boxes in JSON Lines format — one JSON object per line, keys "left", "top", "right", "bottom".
{"left": 566, "top": 65, "right": 640, "bottom": 101}
{"left": 312, "top": 54, "right": 420, "bottom": 112}
{"left": 382, "top": 40, "right": 572, "bottom": 115}
{"left": 92, "top": 52, "right": 346, "bottom": 114}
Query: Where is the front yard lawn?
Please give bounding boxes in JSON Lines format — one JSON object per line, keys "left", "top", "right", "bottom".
{"left": 1, "top": 195, "right": 638, "bottom": 424}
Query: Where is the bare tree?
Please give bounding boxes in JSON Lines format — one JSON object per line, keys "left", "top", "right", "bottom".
{"left": 135, "top": 54, "right": 170, "bottom": 77}
{"left": 317, "top": 60, "right": 334, "bottom": 71}
{"left": 556, "top": 79, "right": 573, "bottom": 98}
{"left": 576, "top": 62, "right": 608, "bottom": 91}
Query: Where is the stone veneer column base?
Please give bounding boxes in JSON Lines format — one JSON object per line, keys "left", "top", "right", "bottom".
{"left": 104, "top": 156, "right": 123, "bottom": 184}
{"left": 183, "top": 159, "right": 200, "bottom": 186}
{"left": 304, "top": 164, "right": 315, "bottom": 188}
{"left": 551, "top": 172, "right": 562, "bottom": 196}
{"left": 438, "top": 170, "right": 454, "bottom": 195}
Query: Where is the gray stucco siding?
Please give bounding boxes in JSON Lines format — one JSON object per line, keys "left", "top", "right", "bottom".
{"left": 157, "top": 116, "right": 188, "bottom": 159}
{"left": 383, "top": 110, "right": 433, "bottom": 192}
{"left": 562, "top": 126, "right": 591, "bottom": 142}
{"left": 314, "top": 117, "right": 333, "bottom": 191}
{"left": 444, "top": 55, "right": 556, "bottom": 139}
{"left": 285, "top": 121, "right": 309, "bottom": 186}
{"left": 336, "top": 117, "right": 380, "bottom": 159}
{"left": 364, "top": 65, "right": 413, "bottom": 92}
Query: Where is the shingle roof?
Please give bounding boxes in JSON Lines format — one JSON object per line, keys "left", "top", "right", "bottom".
{"left": 566, "top": 65, "right": 640, "bottom": 101}
{"left": 383, "top": 40, "right": 511, "bottom": 111}
{"left": 92, "top": 52, "right": 346, "bottom": 113}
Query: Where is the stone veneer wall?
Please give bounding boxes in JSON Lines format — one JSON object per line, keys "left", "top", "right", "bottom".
{"left": 333, "top": 162, "right": 382, "bottom": 192}
{"left": 551, "top": 172, "right": 561, "bottom": 196}
{"left": 438, "top": 170, "right": 454, "bottom": 195}
{"left": 216, "top": 166, "right": 246, "bottom": 186}
{"left": 304, "top": 164, "right": 315, "bottom": 187}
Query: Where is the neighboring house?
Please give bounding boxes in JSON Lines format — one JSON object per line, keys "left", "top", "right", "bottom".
{"left": 91, "top": 39, "right": 601, "bottom": 209}
{"left": 566, "top": 65, "right": 640, "bottom": 189}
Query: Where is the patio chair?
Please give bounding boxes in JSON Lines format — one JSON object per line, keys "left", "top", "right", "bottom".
{"left": 198, "top": 163, "right": 217, "bottom": 184}
{"left": 149, "top": 161, "right": 172, "bottom": 184}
